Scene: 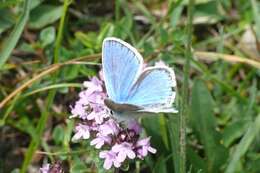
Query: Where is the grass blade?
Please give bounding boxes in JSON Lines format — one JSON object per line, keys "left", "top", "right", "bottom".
{"left": 0, "top": 0, "right": 31, "bottom": 68}
{"left": 22, "top": 83, "right": 82, "bottom": 97}
{"left": 168, "top": 114, "right": 180, "bottom": 173}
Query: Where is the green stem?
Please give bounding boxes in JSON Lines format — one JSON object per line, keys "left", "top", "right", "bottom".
{"left": 115, "top": 0, "right": 120, "bottom": 22}
{"left": 250, "top": 0, "right": 260, "bottom": 40}
{"left": 180, "top": 0, "right": 194, "bottom": 172}
{"left": 0, "top": 93, "right": 20, "bottom": 126}
{"left": 54, "top": 0, "right": 71, "bottom": 63}
{"left": 20, "top": 1, "right": 71, "bottom": 172}
{"left": 20, "top": 91, "right": 56, "bottom": 173}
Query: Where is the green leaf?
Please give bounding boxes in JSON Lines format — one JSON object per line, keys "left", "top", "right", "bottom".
{"left": 247, "top": 158, "right": 260, "bottom": 173}
{"left": 187, "top": 147, "right": 207, "bottom": 172}
{"left": 134, "top": 1, "right": 156, "bottom": 25}
{"left": 153, "top": 155, "right": 168, "bottom": 173}
{"left": 142, "top": 116, "right": 167, "bottom": 152}
{"left": 75, "top": 31, "right": 97, "bottom": 49}
{"left": 7, "top": 114, "right": 36, "bottom": 139}
{"left": 29, "top": 0, "right": 44, "bottom": 9}
{"left": 190, "top": 80, "right": 228, "bottom": 173}
{"left": 170, "top": 2, "right": 184, "bottom": 28}
{"left": 29, "top": 5, "right": 63, "bottom": 29}
{"left": 52, "top": 125, "right": 65, "bottom": 145}
{"left": 225, "top": 114, "right": 260, "bottom": 173}
{"left": 159, "top": 27, "right": 168, "bottom": 46}
{"left": 222, "top": 120, "right": 249, "bottom": 147}
{"left": 97, "top": 23, "right": 114, "bottom": 47}
{"left": 159, "top": 116, "right": 169, "bottom": 150}
{"left": 0, "top": 0, "right": 22, "bottom": 8}
{"left": 0, "top": 9, "right": 15, "bottom": 34}
{"left": 0, "top": 0, "right": 31, "bottom": 69}
{"left": 40, "top": 26, "right": 56, "bottom": 47}
{"left": 71, "top": 161, "right": 88, "bottom": 173}
{"left": 114, "top": 16, "right": 133, "bottom": 40}
{"left": 193, "top": 0, "right": 224, "bottom": 24}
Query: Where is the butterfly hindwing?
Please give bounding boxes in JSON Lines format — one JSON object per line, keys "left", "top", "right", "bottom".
{"left": 102, "top": 37, "right": 143, "bottom": 103}
{"left": 125, "top": 66, "right": 176, "bottom": 109}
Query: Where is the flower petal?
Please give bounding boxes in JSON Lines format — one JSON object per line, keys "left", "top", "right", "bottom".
{"left": 99, "top": 151, "right": 108, "bottom": 158}
{"left": 127, "top": 150, "right": 136, "bottom": 159}
{"left": 148, "top": 146, "right": 157, "bottom": 154}
{"left": 104, "top": 158, "right": 113, "bottom": 170}
{"left": 117, "top": 152, "right": 127, "bottom": 162}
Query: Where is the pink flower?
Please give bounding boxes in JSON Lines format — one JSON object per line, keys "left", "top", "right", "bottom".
{"left": 83, "top": 77, "right": 103, "bottom": 93}
{"left": 72, "top": 124, "right": 91, "bottom": 141}
{"left": 40, "top": 164, "right": 50, "bottom": 173}
{"left": 87, "top": 109, "right": 109, "bottom": 124}
{"left": 112, "top": 142, "right": 136, "bottom": 162}
{"left": 136, "top": 137, "right": 157, "bottom": 159}
{"left": 127, "top": 120, "right": 142, "bottom": 134}
{"left": 90, "top": 134, "right": 112, "bottom": 149}
{"left": 70, "top": 76, "right": 107, "bottom": 121}
{"left": 70, "top": 102, "right": 88, "bottom": 119}
{"left": 99, "top": 150, "right": 121, "bottom": 170}
{"left": 99, "top": 119, "right": 120, "bottom": 136}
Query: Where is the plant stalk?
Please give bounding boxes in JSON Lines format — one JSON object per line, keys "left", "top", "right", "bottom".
{"left": 180, "top": 0, "right": 194, "bottom": 172}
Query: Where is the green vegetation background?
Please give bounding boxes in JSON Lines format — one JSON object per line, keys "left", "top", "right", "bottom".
{"left": 0, "top": 0, "right": 259, "bottom": 172}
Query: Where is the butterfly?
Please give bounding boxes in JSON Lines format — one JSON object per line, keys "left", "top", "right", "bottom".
{"left": 102, "top": 37, "right": 177, "bottom": 121}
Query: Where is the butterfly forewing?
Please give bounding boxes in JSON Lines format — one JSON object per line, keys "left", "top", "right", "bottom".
{"left": 102, "top": 38, "right": 143, "bottom": 103}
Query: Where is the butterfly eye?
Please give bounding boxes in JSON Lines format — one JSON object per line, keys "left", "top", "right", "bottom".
{"left": 109, "top": 110, "right": 113, "bottom": 115}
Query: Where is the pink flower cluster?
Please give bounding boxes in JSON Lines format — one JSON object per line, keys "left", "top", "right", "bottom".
{"left": 40, "top": 164, "right": 50, "bottom": 173}
{"left": 40, "top": 162, "right": 64, "bottom": 173}
{"left": 70, "top": 73, "right": 156, "bottom": 170}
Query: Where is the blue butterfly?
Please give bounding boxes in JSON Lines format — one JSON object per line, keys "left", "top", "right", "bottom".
{"left": 102, "top": 37, "right": 177, "bottom": 121}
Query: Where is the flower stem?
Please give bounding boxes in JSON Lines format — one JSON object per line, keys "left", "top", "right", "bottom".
{"left": 180, "top": 0, "right": 194, "bottom": 172}
{"left": 114, "top": 168, "right": 120, "bottom": 173}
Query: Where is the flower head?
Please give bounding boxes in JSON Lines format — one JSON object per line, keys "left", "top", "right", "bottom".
{"left": 70, "top": 74, "right": 157, "bottom": 170}
{"left": 70, "top": 76, "right": 107, "bottom": 121}
{"left": 112, "top": 142, "right": 136, "bottom": 162}
{"left": 72, "top": 124, "right": 91, "bottom": 141}
{"left": 40, "top": 162, "right": 64, "bottom": 173}
{"left": 83, "top": 77, "right": 103, "bottom": 93}
{"left": 70, "top": 101, "right": 88, "bottom": 119}
{"left": 136, "top": 137, "right": 157, "bottom": 159}
{"left": 90, "top": 134, "right": 112, "bottom": 149}
{"left": 127, "top": 120, "right": 142, "bottom": 134}
{"left": 99, "top": 150, "right": 121, "bottom": 170}
{"left": 99, "top": 119, "right": 120, "bottom": 136}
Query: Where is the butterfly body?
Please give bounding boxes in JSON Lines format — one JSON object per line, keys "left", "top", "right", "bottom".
{"left": 104, "top": 98, "right": 158, "bottom": 121}
{"left": 102, "top": 37, "right": 177, "bottom": 121}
